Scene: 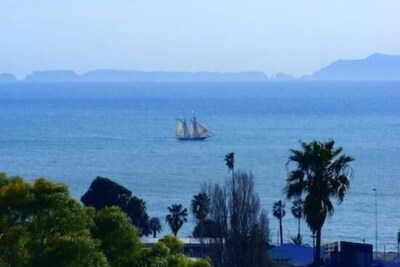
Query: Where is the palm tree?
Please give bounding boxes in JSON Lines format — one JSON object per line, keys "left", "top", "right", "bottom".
{"left": 225, "top": 151, "right": 240, "bottom": 253}
{"left": 272, "top": 200, "right": 286, "bottom": 245}
{"left": 397, "top": 229, "right": 400, "bottom": 258}
{"left": 291, "top": 198, "right": 304, "bottom": 241}
{"left": 149, "top": 217, "right": 162, "bottom": 238}
{"left": 127, "top": 196, "right": 150, "bottom": 235}
{"left": 191, "top": 192, "right": 210, "bottom": 222}
{"left": 224, "top": 152, "right": 235, "bottom": 212}
{"left": 285, "top": 140, "right": 354, "bottom": 266}
{"left": 224, "top": 152, "right": 235, "bottom": 176}
{"left": 165, "top": 204, "right": 188, "bottom": 236}
{"left": 290, "top": 234, "right": 303, "bottom": 245}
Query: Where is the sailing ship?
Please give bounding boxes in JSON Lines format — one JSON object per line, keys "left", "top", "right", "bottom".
{"left": 176, "top": 114, "right": 212, "bottom": 140}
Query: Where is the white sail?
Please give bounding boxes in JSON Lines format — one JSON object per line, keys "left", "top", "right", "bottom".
{"left": 196, "top": 123, "right": 209, "bottom": 138}
{"left": 176, "top": 119, "right": 189, "bottom": 138}
{"left": 189, "top": 121, "right": 198, "bottom": 137}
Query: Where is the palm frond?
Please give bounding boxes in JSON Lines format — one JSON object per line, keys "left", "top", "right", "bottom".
{"left": 284, "top": 183, "right": 303, "bottom": 199}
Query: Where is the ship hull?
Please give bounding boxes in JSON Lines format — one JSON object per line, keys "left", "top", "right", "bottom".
{"left": 177, "top": 136, "right": 208, "bottom": 141}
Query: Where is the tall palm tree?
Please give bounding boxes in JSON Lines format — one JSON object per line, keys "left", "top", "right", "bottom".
{"left": 285, "top": 140, "right": 354, "bottom": 266}
{"left": 224, "top": 152, "right": 235, "bottom": 176}
{"left": 149, "top": 217, "right": 162, "bottom": 238}
{"left": 225, "top": 152, "right": 239, "bottom": 250}
{"left": 397, "top": 230, "right": 400, "bottom": 258}
{"left": 191, "top": 192, "right": 210, "bottom": 222}
{"left": 291, "top": 198, "right": 304, "bottom": 240}
{"left": 165, "top": 204, "right": 188, "bottom": 236}
{"left": 272, "top": 200, "right": 286, "bottom": 245}
{"left": 224, "top": 152, "right": 235, "bottom": 211}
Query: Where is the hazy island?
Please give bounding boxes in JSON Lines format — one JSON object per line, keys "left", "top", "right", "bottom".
{"left": 271, "top": 72, "right": 296, "bottom": 81}
{"left": 0, "top": 73, "right": 17, "bottom": 82}
{"left": 301, "top": 53, "right": 400, "bottom": 81}
{"left": 24, "top": 70, "right": 269, "bottom": 82}
{"left": 2, "top": 53, "right": 400, "bottom": 82}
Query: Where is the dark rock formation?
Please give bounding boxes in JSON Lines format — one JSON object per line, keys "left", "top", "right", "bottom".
{"left": 81, "top": 176, "right": 150, "bottom": 235}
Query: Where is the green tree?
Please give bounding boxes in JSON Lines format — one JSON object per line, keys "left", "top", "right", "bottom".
{"left": 0, "top": 173, "right": 108, "bottom": 267}
{"left": 0, "top": 173, "right": 211, "bottom": 267}
{"left": 285, "top": 140, "right": 354, "bottom": 266}
{"left": 0, "top": 174, "right": 32, "bottom": 266}
{"left": 188, "top": 258, "right": 213, "bottom": 267}
{"left": 135, "top": 235, "right": 212, "bottom": 267}
{"left": 272, "top": 200, "right": 286, "bottom": 245}
{"left": 91, "top": 206, "right": 141, "bottom": 267}
{"left": 166, "top": 204, "right": 188, "bottom": 236}
{"left": 149, "top": 217, "right": 162, "bottom": 238}
{"left": 30, "top": 179, "right": 96, "bottom": 261}
{"left": 39, "top": 232, "right": 108, "bottom": 267}
{"left": 291, "top": 198, "right": 304, "bottom": 242}
{"left": 0, "top": 224, "right": 30, "bottom": 267}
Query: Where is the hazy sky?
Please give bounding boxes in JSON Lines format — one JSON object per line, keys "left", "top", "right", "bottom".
{"left": 1, "top": 0, "right": 399, "bottom": 78}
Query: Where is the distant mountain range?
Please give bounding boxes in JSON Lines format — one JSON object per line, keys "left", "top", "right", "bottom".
{"left": 300, "top": 53, "right": 400, "bottom": 81}
{"left": 1, "top": 53, "right": 399, "bottom": 82}
{"left": 23, "top": 70, "right": 269, "bottom": 82}
{"left": 0, "top": 73, "right": 17, "bottom": 82}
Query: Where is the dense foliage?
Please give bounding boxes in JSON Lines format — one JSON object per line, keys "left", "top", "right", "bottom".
{"left": 81, "top": 176, "right": 150, "bottom": 236}
{"left": 0, "top": 173, "right": 108, "bottom": 267}
{"left": 0, "top": 173, "right": 211, "bottom": 267}
{"left": 136, "top": 235, "right": 212, "bottom": 267}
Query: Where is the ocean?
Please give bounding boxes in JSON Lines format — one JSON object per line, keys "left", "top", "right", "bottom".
{"left": 0, "top": 81, "right": 399, "bottom": 251}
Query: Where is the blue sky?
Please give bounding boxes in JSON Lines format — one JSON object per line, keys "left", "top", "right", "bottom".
{"left": 1, "top": 0, "right": 399, "bottom": 78}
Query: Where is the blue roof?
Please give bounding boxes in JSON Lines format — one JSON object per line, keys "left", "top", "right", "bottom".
{"left": 373, "top": 261, "right": 400, "bottom": 267}
{"left": 268, "top": 243, "right": 317, "bottom": 267}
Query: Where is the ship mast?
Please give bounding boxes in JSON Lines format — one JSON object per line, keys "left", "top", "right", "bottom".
{"left": 191, "top": 112, "right": 200, "bottom": 137}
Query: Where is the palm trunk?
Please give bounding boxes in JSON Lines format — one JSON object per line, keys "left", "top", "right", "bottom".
{"left": 298, "top": 217, "right": 301, "bottom": 237}
{"left": 200, "top": 221, "right": 204, "bottom": 257}
{"left": 279, "top": 218, "right": 283, "bottom": 245}
{"left": 314, "top": 228, "right": 322, "bottom": 267}
{"left": 219, "top": 238, "right": 224, "bottom": 267}
{"left": 231, "top": 168, "right": 240, "bottom": 266}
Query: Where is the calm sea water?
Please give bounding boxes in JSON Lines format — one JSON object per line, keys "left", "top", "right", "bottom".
{"left": 0, "top": 81, "right": 399, "bottom": 251}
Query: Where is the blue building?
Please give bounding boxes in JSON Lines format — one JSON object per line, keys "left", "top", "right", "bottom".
{"left": 268, "top": 241, "right": 375, "bottom": 267}
{"left": 323, "top": 241, "right": 373, "bottom": 267}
